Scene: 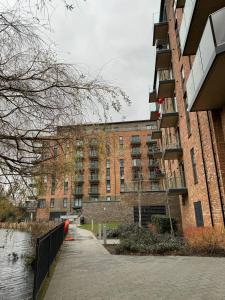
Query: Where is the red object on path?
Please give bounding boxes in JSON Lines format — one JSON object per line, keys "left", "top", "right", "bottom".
{"left": 65, "top": 237, "right": 75, "bottom": 241}
{"left": 64, "top": 220, "right": 70, "bottom": 235}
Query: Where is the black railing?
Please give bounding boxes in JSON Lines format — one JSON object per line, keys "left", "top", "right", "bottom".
{"left": 33, "top": 222, "right": 65, "bottom": 299}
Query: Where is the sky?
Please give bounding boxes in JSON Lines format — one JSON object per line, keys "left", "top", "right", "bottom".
{"left": 48, "top": 0, "right": 160, "bottom": 122}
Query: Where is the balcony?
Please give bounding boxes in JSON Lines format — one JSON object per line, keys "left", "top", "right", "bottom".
{"left": 89, "top": 187, "right": 99, "bottom": 195}
{"left": 187, "top": 8, "right": 225, "bottom": 111}
{"left": 72, "top": 199, "right": 82, "bottom": 209}
{"left": 149, "top": 90, "right": 157, "bottom": 103}
{"left": 163, "top": 143, "right": 183, "bottom": 160}
{"left": 89, "top": 162, "right": 98, "bottom": 170}
{"left": 75, "top": 140, "right": 83, "bottom": 148}
{"left": 124, "top": 180, "right": 165, "bottom": 192}
{"left": 146, "top": 136, "right": 157, "bottom": 145}
{"left": 75, "top": 163, "right": 83, "bottom": 171}
{"left": 89, "top": 151, "right": 98, "bottom": 159}
{"left": 74, "top": 188, "right": 83, "bottom": 196}
{"left": 166, "top": 176, "right": 188, "bottom": 195}
{"left": 130, "top": 137, "right": 141, "bottom": 146}
{"left": 131, "top": 149, "right": 141, "bottom": 158}
{"left": 150, "top": 111, "right": 160, "bottom": 122}
{"left": 89, "top": 174, "right": 99, "bottom": 183}
{"left": 76, "top": 152, "right": 84, "bottom": 160}
{"left": 153, "top": 13, "right": 168, "bottom": 46}
{"left": 75, "top": 175, "right": 84, "bottom": 183}
{"left": 152, "top": 130, "right": 162, "bottom": 140}
{"left": 148, "top": 147, "right": 162, "bottom": 159}
{"left": 148, "top": 160, "right": 160, "bottom": 169}
{"left": 160, "top": 112, "right": 179, "bottom": 128}
{"left": 25, "top": 200, "right": 37, "bottom": 212}
{"left": 179, "top": 0, "right": 225, "bottom": 55}
{"left": 156, "top": 70, "right": 175, "bottom": 98}
{"left": 174, "top": 0, "right": 186, "bottom": 9}
{"left": 132, "top": 162, "right": 142, "bottom": 169}
{"left": 155, "top": 46, "right": 172, "bottom": 70}
{"left": 150, "top": 170, "right": 165, "bottom": 180}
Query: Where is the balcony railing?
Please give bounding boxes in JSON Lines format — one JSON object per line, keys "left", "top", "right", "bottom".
{"left": 131, "top": 149, "right": 141, "bottom": 157}
{"left": 174, "top": 0, "right": 186, "bottom": 10}
{"left": 75, "top": 175, "right": 84, "bottom": 183}
{"left": 89, "top": 187, "right": 99, "bottom": 194}
{"left": 89, "top": 174, "right": 99, "bottom": 182}
{"left": 153, "top": 12, "right": 168, "bottom": 46}
{"left": 152, "top": 130, "right": 162, "bottom": 140}
{"left": 75, "top": 140, "right": 83, "bottom": 147}
{"left": 179, "top": 0, "right": 225, "bottom": 55}
{"left": 146, "top": 136, "right": 157, "bottom": 145}
{"left": 89, "top": 162, "right": 98, "bottom": 169}
{"left": 124, "top": 180, "right": 166, "bottom": 193}
{"left": 156, "top": 70, "right": 175, "bottom": 98}
{"left": 130, "top": 137, "right": 141, "bottom": 145}
{"left": 166, "top": 176, "right": 188, "bottom": 195}
{"left": 187, "top": 7, "right": 225, "bottom": 111}
{"left": 74, "top": 188, "right": 83, "bottom": 195}
{"left": 148, "top": 160, "right": 160, "bottom": 168}
{"left": 163, "top": 143, "right": 183, "bottom": 160}
{"left": 89, "top": 151, "right": 98, "bottom": 159}
{"left": 155, "top": 43, "right": 172, "bottom": 71}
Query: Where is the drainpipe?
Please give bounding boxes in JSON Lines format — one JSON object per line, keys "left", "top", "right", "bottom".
{"left": 207, "top": 111, "right": 225, "bottom": 226}
{"left": 196, "top": 112, "right": 214, "bottom": 226}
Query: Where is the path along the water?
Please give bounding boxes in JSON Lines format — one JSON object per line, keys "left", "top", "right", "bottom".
{"left": 44, "top": 225, "right": 225, "bottom": 300}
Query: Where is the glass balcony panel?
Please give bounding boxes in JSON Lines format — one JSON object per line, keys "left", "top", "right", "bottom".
{"left": 211, "top": 8, "right": 225, "bottom": 46}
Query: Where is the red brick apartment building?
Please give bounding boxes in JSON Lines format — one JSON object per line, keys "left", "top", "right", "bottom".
{"left": 35, "top": 120, "right": 181, "bottom": 227}
{"left": 150, "top": 0, "right": 225, "bottom": 230}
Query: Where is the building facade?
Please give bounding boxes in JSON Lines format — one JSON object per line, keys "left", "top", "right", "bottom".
{"left": 35, "top": 120, "right": 181, "bottom": 227}
{"left": 150, "top": 0, "right": 225, "bottom": 230}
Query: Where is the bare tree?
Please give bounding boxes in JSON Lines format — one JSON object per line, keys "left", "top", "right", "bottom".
{"left": 0, "top": 9, "right": 130, "bottom": 193}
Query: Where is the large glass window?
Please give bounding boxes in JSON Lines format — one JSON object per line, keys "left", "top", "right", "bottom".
{"left": 38, "top": 199, "right": 46, "bottom": 208}
{"left": 50, "top": 198, "right": 55, "bottom": 208}
{"left": 63, "top": 198, "right": 67, "bottom": 208}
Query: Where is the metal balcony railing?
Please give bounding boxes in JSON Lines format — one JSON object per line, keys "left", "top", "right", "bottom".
{"left": 130, "top": 137, "right": 141, "bottom": 145}
{"left": 187, "top": 7, "right": 225, "bottom": 111}
{"left": 89, "top": 174, "right": 99, "bottom": 182}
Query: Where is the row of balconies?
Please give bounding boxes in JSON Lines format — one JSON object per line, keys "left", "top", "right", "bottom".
{"left": 153, "top": 2, "right": 225, "bottom": 112}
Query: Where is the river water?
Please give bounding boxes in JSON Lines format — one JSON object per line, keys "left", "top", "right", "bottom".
{"left": 0, "top": 229, "right": 34, "bottom": 300}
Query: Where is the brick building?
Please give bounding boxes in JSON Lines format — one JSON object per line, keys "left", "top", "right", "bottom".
{"left": 150, "top": 0, "right": 225, "bottom": 230}
{"left": 35, "top": 120, "right": 181, "bottom": 227}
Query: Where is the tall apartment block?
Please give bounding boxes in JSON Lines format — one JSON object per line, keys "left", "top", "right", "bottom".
{"left": 35, "top": 120, "right": 181, "bottom": 227}
{"left": 150, "top": 0, "right": 225, "bottom": 230}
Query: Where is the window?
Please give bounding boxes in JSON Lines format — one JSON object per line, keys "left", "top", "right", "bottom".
{"left": 106, "top": 196, "right": 111, "bottom": 201}
{"left": 106, "top": 181, "right": 111, "bottom": 192}
{"left": 64, "top": 178, "right": 68, "bottom": 194}
{"left": 106, "top": 159, "right": 110, "bottom": 168}
{"left": 53, "top": 144, "right": 58, "bottom": 159}
{"left": 191, "top": 148, "right": 198, "bottom": 184}
{"left": 120, "top": 179, "right": 125, "bottom": 192}
{"left": 75, "top": 185, "right": 83, "bottom": 194}
{"left": 181, "top": 65, "right": 185, "bottom": 83}
{"left": 132, "top": 159, "right": 141, "bottom": 167}
{"left": 73, "top": 198, "right": 82, "bottom": 207}
{"left": 120, "top": 159, "right": 124, "bottom": 168}
{"left": 106, "top": 168, "right": 110, "bottom": 178}
{"left": 63, "top": 198, "right": 67, "bottom": 208}
{"left": 146, "top": 123, "right": 156, "bottom": 130}
{"left": 51, "top": 175, "right": 56, "bottom": 195}
{"left": 175, "top": 20, "right": 181, "bottom": 57}
{"left": 194, "top": 201, "right": 204, "bottom": 227}
{"left": 119, "top": 136, "right": 123, "bottom": 145}
{"left": 50, "top": 198, "right": 55, "bottom": 208}
{"left": 184, "top": 94, "right": 191, "bottom": 136}
{"left": 106, "top": 144, "right": 110, "bottom": 156}
{"left": 90, "top": 185, "right": 98, "bottom": 193}
{"left": 38, "top": 199, "right": 46, "bottom": 208}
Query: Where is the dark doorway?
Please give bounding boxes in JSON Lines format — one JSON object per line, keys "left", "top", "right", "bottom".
{"left": 194, "top": 201, "right": 204, "bottom": 227}
{"left": 133, "top": 205, "right": 166, "bottom": 227}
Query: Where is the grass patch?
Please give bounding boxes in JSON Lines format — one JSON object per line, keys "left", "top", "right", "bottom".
{"left": 79, "top": 222, "right": 119, "bottom": 236}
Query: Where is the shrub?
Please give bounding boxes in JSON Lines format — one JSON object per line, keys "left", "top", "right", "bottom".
{"left": 184, "top": 227, "right": 225, "bottom": 255}
{"left": 151, "top": 215, "right": 177, "bottom": 234}
{"left": 114, "top": 223, "right": 184, "bottom": 255}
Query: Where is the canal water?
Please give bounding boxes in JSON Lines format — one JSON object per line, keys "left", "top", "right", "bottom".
{"left": 0, "top": 229, "right": 34, "bottom": 300}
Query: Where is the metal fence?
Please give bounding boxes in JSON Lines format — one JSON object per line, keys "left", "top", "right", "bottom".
{"left": 33, "top": 222, "right": 65, "bottom": 299}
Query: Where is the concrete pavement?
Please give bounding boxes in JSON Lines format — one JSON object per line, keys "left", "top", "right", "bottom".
{"left": 44, "top": 225, "right": 225, "bottom": 300}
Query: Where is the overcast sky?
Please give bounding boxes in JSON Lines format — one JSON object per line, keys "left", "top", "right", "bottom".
{"left": 48, "top": 0, "right": 160, "bottom": 122}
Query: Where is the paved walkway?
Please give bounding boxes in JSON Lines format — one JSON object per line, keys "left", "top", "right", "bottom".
{"left": 44, "top": 226, "right": 225, "bottom": 300}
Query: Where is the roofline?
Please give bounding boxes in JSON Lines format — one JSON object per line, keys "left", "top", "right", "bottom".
{"left": 57, "top": 119, "right": 153, "bottom": 130}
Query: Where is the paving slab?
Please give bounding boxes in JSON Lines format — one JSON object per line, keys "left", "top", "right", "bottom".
{"left": 44, "top": 226, "right": 225, "bottom": 300}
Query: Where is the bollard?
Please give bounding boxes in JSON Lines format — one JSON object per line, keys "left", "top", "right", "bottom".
{"left": 91, "top": 219, "right": 94, "bottom": 231}
{"left": 98, "top": 224, "right": 102, "bottom": 240}
{"left": 103, "top": 224, "right": 107, "bottom": 245}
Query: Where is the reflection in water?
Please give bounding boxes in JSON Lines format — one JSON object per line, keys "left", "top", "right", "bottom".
{"left": 0, "top": 229, "right": 34, "bottom": 300}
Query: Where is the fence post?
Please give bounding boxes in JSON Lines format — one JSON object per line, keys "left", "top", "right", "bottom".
{"left": 91, "top": 219, "right": 94, "bottom": 231}
{"left": 33, "top": 238, "right": 40, "bottom": 300}
{"left": 103, "top": 224, "right": 107, "bottom": 245}
{"left": 98, "top": 224, "right": 102, "bottom": 240}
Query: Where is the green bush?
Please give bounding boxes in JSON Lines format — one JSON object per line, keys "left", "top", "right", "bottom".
{"left": 114, "top": 223, "right": 184, "bottom": 255}
{"left": 151, "top": 215, "right": 177, "bottom": 234}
